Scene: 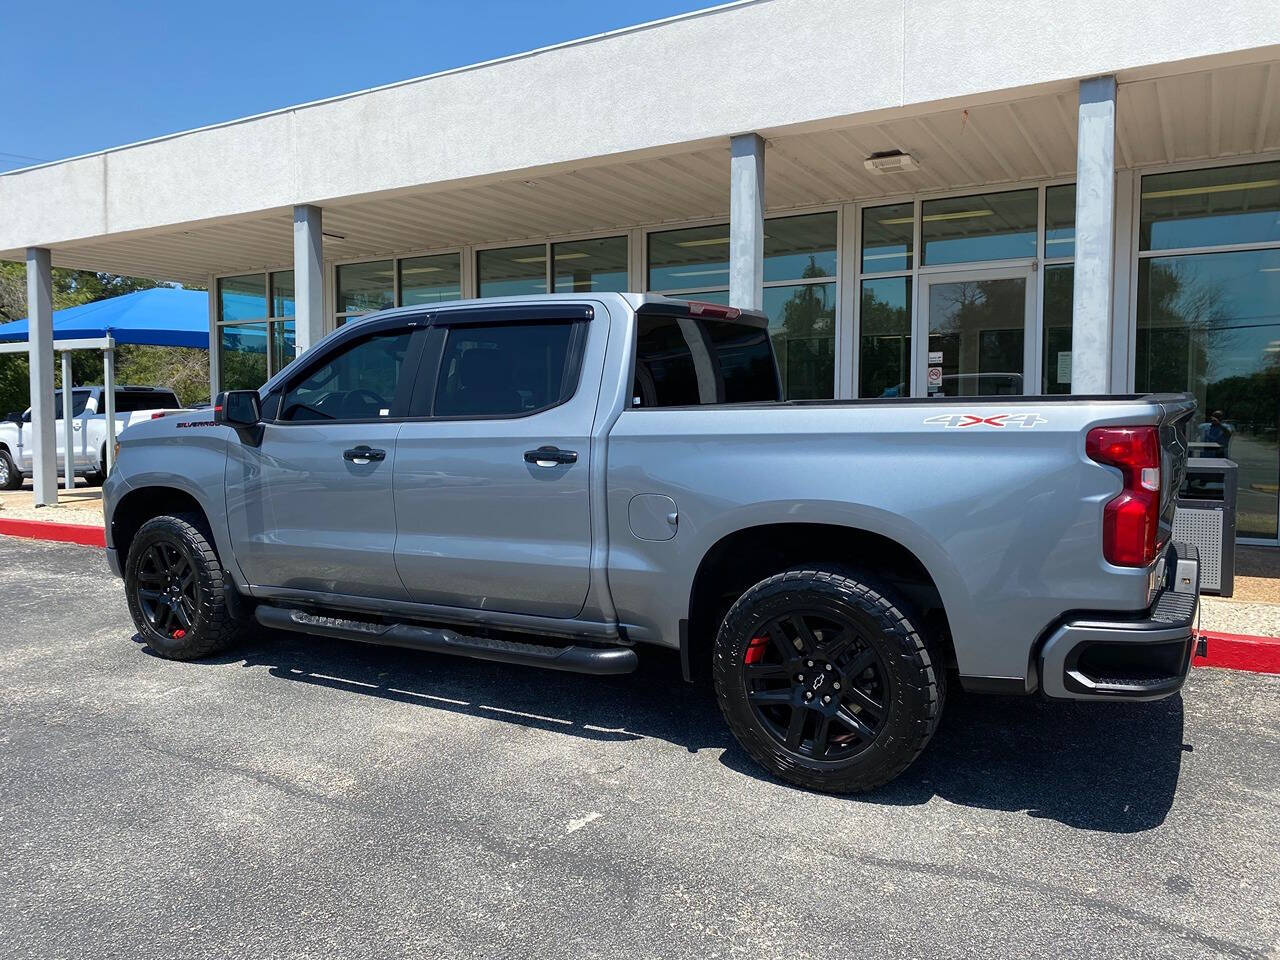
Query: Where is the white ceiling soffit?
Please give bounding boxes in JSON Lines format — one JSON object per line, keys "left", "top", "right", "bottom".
{"left": 29, "top": 61, "right": 1280, "bottom": 285}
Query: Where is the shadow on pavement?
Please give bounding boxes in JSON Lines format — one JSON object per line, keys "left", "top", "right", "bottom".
{"left": 138, "top": 628, "right": 1187, "bottom": 833}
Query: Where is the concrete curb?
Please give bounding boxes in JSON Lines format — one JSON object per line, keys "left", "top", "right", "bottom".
{"left": 0, "top": 518, "right": 106, "bottom": 548}
{"left": 1194, "top": 630, "right": 1280, "bottom": 675}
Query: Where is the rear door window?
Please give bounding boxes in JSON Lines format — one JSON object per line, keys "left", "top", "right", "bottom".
{"left": 115, "top": 391, "right": 180, "bottom": 413}
{"left": 632, "top": 315, "right": 780, "bottom": 407}
{"left": 430, "top": 321, "right": 579, "bottom": 418}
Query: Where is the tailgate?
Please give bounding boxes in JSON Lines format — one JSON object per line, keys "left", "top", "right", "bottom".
{"left": 1156, "top": 396, "right": 1196, "bottom": 548}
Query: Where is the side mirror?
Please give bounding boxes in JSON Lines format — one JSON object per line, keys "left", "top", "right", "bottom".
{"left": 5, "top": 412, "right": 21, "bottom": 424}
{"left": 213, "top": 390, "right": 264, "bottom": 445}
{"left": 214, "top": 390, "right": 261, "bottom": 427}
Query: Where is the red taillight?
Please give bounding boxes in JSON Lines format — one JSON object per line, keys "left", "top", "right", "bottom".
{"left": 1086, "top": 426, "right": 1162, "bottom": 567}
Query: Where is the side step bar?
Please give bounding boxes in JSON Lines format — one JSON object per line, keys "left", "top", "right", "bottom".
{"left": 254, "top": 605, "right": 638, "bottom": 676}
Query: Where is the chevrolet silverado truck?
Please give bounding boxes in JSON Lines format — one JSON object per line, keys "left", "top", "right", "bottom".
{"left": 0, "top": 384, "right": 184, "bottom": 489}
{"left": 101, "top": 293, "right": 1201, "bottom": 792}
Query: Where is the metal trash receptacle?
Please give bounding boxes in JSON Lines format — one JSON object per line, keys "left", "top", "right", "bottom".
{"left": 1173, "top": 457, "right": 1237, "bottom": 597}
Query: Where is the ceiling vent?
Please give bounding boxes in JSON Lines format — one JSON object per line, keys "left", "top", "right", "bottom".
{"left": 864, "top": 150, "right": 919, "bottom": 174}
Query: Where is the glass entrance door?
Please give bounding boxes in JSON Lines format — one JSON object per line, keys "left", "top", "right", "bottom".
{"left": 919, "top": 267, "right": 1035, "bottom": 397}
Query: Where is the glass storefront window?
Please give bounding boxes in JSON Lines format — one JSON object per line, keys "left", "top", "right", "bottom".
{"left": 648, "top": 214, "right": 838, "bottom": 400}
{"left": 270, "top": 270, "right": 295, "bottom": 318}
{"left": 862, "top": 203, "right": 913, "bottom": 274}
{"left": 337, "top": 260, "right": 394, "bottom": 314}
{"left": 271, "top": 320, "right": 296, "bottom": 376}
{"left": 552, "top": 237, "right": 628, "bottom": 293}
{"left": 763, "top": 283, "right": 835, "bottom": 400}
{"left": 400, "top": 254, "right": 461, "bottom": 305}
{"left": 647, "top": 224, "right": 731, "bottom": 292}
{"left": 1045, "top": 185, "right": 1076, "bottom": 260}
{"left": 764, "top": 213, "right": 837, "bottom": 282}
{"left": 922, "top": 189, "right": 1037, "bottom": 265}
{"left": 477, "top": 244, "right": 547, "bottom": 297}
{"left": 218, "top": 274, "right": 266, "bottom": 323}
{"left": 1135, "top": 248, "right": 1280, "bottom": 539}
{"left": 859, "top": 276, "right": 912, "bottom": 398}
{"left": 1042, "top": 264, "right": 1073, "bottom": 394}
{"left": 219, "top": 322, "right": 268, "bottom": 392}
{"left": 1140, "top": 161, "right": 1280, "bottom": 252}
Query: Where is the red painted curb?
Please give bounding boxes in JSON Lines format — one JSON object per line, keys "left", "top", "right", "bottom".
{"left": 1194, "top": 630, "right": 1280, "bottom": 675}
{"left": 0, "top": 517, "right": 106, "bottom": 548}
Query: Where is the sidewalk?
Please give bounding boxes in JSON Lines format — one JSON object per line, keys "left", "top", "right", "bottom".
{"left": 1200, "top": 546, "right": 1280, "bottom": 638}
{"left": 0, "top": 482, "right": 105, "bottom": 527}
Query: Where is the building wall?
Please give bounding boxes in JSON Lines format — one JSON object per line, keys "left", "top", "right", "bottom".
{"left": 3, "top": 0, "right": 1279, "bottom": 256}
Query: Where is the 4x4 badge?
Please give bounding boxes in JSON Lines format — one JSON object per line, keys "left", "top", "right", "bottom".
{"left": 923, "top": 413, "right": 1047, "bottom": 429}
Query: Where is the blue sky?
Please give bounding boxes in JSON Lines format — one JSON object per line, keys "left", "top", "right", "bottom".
{"left": 0, "top": 0, "right": 723, "bottom": 172}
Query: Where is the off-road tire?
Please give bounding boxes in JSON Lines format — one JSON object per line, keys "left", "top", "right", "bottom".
{"left": 0, "top": 448, "right": 21, "bottom": 490}
{"left": 713, "top": 567, "right": 945, "bottom": 793}
{"left": 124, "top": 513, "right": 249, "bottom": 660}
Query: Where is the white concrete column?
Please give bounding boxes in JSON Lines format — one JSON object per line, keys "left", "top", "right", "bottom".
{"left": 26, "top": 247, "right": 57, "bottom": 506}
{"left": 61, "top": 351, "right": 73, "bottom": 491}
{"left": 1071, "top": 75, "right": 1117, "bottom": 395}
{"left": 729, "top": 133, "right": 765, "bottom": 311}
{"left": 293, "top": 204, "right": 325, "bottom": 356}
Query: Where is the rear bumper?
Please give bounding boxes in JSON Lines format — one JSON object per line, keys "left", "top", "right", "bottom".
{"left": 1040, "top": 542, "right": 1200, "bottom": 701}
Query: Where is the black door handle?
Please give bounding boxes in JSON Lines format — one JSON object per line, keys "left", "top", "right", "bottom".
{"left": 343, "top": 445, "right": 386, "bottom": 464}
{"left": 524, "top": 445, "right": 578, "bottom": 466}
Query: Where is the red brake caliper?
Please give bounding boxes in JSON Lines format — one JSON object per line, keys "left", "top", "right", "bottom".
{"left": 173, "top": 629, "right": 186, "bottom": 639}
{"left": 744, "top": 635, "right": 769, "bottom": 664}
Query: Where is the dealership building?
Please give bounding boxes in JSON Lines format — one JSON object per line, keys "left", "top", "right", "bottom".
{"left": 3, "top": 0, "right": 1279, "bottom": 540}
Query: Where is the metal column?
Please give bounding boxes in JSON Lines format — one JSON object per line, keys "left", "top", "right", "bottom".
{"left": 729, "top": 133, "right": 765, "bottom": 311}
{"left": 293, "top": 204, "right": 325, "bottom": 356}
{"left": 1071, "top": 75, "right": 1118, "bottom": 395}
{"left": 61, "top": 351, "right": 73, "bottom": 491}
{"left": 26, "top": 247, "right": 57, "bottom": 505}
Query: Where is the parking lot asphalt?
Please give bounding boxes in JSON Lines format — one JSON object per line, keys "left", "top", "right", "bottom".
{"left": 2, "top": 535, "right": 1278, "bottom": 960}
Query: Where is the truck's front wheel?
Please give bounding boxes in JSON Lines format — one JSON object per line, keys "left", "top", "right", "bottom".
{"left": 124, "top": 514, "right": 249, "bottom": 660}
{"left": 713, "top": 567, "right": 945, "bottom": 793}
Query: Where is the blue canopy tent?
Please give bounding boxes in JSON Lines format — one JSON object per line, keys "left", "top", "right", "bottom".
{"left": 0, "top": 287, "right": 209, "bottom": 348}
{"left": 0, "top": 287, "right": 210, "bottom": 493}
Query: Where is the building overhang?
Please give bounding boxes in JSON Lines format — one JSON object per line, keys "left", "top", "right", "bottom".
{"left": 1, "top": 0, "right": 1278, "bottom": 283}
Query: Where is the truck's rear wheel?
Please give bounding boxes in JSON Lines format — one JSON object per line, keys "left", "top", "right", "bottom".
{"left": 0, "top": 449, "right": 21, "bottom": 490}
{"left": 713, "top": 567, "right": 944, "bottom": 793}
{"left": 124, "top": 514, "right": 249, "bottom": 660}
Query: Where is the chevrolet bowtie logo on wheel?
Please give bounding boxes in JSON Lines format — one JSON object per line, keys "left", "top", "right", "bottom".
{"left": 923, "top": 413, "right": 1048, "bottom": 429}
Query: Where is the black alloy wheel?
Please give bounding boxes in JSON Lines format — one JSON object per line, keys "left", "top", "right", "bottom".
{"left": 133, "top": 541, "right": 199, "bottom": 639}
{"left": 741, "top": 610, "right": 890, "bottom": 761}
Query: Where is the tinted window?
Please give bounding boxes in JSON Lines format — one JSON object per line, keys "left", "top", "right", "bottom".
{"left": 42, "top": 390, "right": 93, "bottom": 420}
{"left": 280, "top": 329, "right": 414, "bottom": 422}
{"left": 632, "top": 315, "right": 779, "bottom": 408}
{"left": 433, "top": 322, "right": 577, "bottom": 417}
{"left": 116, "top": 391, "right": 180, "bottom": 413}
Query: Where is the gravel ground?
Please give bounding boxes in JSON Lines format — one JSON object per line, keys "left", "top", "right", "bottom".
{"left": 1, "top": 535, "right": 1278, "bottom": 960}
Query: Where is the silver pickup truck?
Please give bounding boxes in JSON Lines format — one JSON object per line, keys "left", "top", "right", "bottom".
{"left": 102, "top": 293, "right": 1200, "bottom": 792}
